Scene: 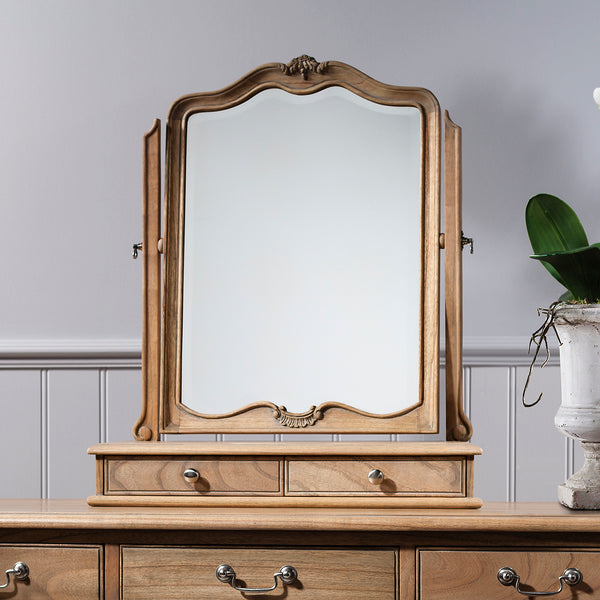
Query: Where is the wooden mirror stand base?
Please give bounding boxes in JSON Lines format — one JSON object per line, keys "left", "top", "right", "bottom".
{"left": 87, "top": 441, "right": 482, "bottom": 508}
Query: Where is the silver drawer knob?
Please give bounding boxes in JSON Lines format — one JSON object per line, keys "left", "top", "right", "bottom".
{"left": 368, "top": 469, "right": 384, "bottom": 484}
{"left": 183, "top": 468, "right": 200, "bottom": 483}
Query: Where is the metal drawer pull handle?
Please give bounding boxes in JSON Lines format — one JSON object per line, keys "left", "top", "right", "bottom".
{"left": 0, "top": 562, "right": 29, "bottom": 589}
{"left": 183, "top": 468, "right": 200, "bottom": 483}
{"left": 216, "top": 563, "right": 298, "bottom": 593}
{"left": 497, "top": 567, "right": 582, "bottom": 596}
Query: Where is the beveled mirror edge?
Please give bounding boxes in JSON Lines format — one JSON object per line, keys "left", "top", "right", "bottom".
{"left": 155, "top": 56, "right": 442, "bottom": 435}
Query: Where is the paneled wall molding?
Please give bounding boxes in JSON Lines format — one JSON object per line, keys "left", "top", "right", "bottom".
{"left": 0, "top": 336, "right": 560, "bottom": 367}
{"left": 460, "top": 336, "right": 560, "bottom": 367}
{"left": 0, "top": 339, "right": 142, "bottom": 366}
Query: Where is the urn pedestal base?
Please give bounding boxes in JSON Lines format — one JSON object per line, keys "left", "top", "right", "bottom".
{"left": 558, "top": 442, "right": 600, "bottom": 510}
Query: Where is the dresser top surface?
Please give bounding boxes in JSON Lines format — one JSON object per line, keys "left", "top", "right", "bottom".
{"left": 0, "top": 500, "right": 599, "bottom": 532}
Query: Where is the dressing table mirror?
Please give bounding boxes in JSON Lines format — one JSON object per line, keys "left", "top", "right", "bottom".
{"left": 88, "top": 56, "right": 481, "bottom": 508}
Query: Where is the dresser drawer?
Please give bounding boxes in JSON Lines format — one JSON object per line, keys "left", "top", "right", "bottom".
{"left": 121, "top": 546, "right": 396, "bottom": 599}
{"left": 105, "top": 457, "right": 282, "bottom": 495}
{"left": 0, "top": 544, "right": 101, "bottom": 599}
{"left": 287, "top": 457, "right": 464, "bottom": 495}
{"left": 419, "top": 549, "right": 598, "bottom": 599}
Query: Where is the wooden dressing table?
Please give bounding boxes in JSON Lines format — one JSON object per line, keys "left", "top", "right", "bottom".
{"left": 8, "top": 57, "right": 591, "bottom": 599}
{"left": 1, "top": 500, "right": 599, "bottom": 599}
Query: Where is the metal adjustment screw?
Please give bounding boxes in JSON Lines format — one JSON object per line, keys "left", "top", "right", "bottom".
{"left": 461, "top": 231, "right": 473, "bottom": 254}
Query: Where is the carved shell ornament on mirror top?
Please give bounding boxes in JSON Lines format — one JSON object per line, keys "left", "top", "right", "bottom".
{"left": 280, "top": 55, "right": 329, "bottom": 79}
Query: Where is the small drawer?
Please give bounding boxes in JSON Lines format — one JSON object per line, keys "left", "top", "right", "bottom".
{"left": 287, "top": 457, "right": 464, "bottom": 495}
{"left": 121, "top": 546, "right": 396, "bottom": 599}
{"left": 0, "top": 544, "right": 101, "bottom": 599}
{"left": 105, "top": 457, "right": 281, "bottom": 495}
{"left": 419, "top": 549, "right": 599, "bottom": 599}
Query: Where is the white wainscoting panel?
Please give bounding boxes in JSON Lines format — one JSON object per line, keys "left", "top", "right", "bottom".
{"left": 47, "top": 369, "right": 100, "bottom": 499}
{"left": 0, "top": 370, "right": 41, "bottom": 498}
{"left": 470, "top": 366, "right": 512, "bottom": 501}
{"left": 105, "top": 369, "right": 143, "bottom": 443}
{"left": 0, "top": 339, "right": 577, "bottom": 503}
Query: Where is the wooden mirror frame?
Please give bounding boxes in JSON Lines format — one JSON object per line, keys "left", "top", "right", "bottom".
{"left": 132, "top": 56, "right": 471, "bottom": 440}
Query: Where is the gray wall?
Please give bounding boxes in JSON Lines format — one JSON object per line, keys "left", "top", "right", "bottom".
{"left": 1, "top": 1, "right": 598, "bottom": 501}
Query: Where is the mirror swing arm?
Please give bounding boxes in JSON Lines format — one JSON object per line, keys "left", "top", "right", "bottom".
{"left": 88, "top": 56, "right": 481, "bottom": 509}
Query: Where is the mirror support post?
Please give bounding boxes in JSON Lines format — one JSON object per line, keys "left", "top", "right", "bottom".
{"left": 133, "top": 119, "right": 162, "bottom": 441}
{"left": 444, "top": 111, "right": 473, "bottom": 442}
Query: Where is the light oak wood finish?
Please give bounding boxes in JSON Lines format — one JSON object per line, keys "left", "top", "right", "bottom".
{"left": 121, "top": 546, "right": 396, "bottom": 599}
{"left": 0, "top": 544, "right": 101, "bottom": 599}
{"left": 1, "top": 502, "right": 600, "bottom": 599}
{"left": 133, "top": 119, "right": 162, "bottom": 441}
{"left": 88, "top": 441, "right": 481, "bottom": 456}
{"left": 286, "top": 457, "right": 464, "bottom": 495}
{"left": 88, "top": 441, "right": 481, "bottom": 507}
{"left": 105, "top": 457, "right": 281, "bottom": 495}
{"left": 444, "top": 111, "right": 472, "bottom": 442}
{"left": 95, "top": 57, "right": 472, "bottom": 510}
{"left": 2, "top": 500, "right": 600, "bottom": 532}
{"left": 160, "top": 56, "right": 441, "bottom": 435}
{"left": 420, "top": 549, "right": 600, "bottom": 600}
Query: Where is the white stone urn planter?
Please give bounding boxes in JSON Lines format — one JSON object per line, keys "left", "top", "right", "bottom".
{"left": 554, "top": 304, "right": 600, "bottom": 509}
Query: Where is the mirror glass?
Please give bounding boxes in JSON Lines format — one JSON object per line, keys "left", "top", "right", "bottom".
{"left": 180, "top": 87, "right": 422, "bottom": 416}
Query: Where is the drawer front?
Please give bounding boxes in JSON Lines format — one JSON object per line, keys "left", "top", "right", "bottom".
{"left": 0, "top": 544, "right": 101, "bottom": 599}
{"left": 122, "top": 546, "right": 396, "bottom": 599}
{"left": 287, "top": 458, "right": 464, "bottom": 495}
{"left": 106, "top": 458, "right": 282, "bottom": 494}
{"left": 419, "top": 549, "right": 599, "bottom": 600}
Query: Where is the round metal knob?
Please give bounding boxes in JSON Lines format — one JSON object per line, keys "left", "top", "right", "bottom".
{"left": 216, "top": 564, "right": 235, "bottom": 584}
{"left": 183, "top": 468, "right": 200, "bottom": 483}
{"left": 498, "top": 567, "right": 517, "bottom": 586}
{"left": 279, "top": 565, "right": 298, "bottom": 584}
{"left": 12, "top": 563, "right": 29, "bottom": 581}
{"left": 563, "top": 568, "right": 583, "bottom": 586}
{"left": 368, "top": 469, "right": 384, "bottom": 484}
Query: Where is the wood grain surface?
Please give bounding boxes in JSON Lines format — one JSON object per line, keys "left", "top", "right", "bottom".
{"left": 121, "top": 546, "right": 396, "bottom": 600}
{"left": 420, "top": 549, "right": 599, "bottom": 600}
{"left": 0, "top": 500, "right": 597, "bottom": 532}
{"left": 106, "top": 457, "right": 281, "bottom": 495}
{"left": 0, "top": 544, "right": 101, "bottom": 599}
{"left": 287, "top": 458, "right": 463, "bottom": 495}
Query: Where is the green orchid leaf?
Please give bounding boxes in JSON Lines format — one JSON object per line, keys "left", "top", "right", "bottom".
{"left": 526, "top": 194, "right": 589, "bottom": 252}
{"left": 530, "top": 243, "right": 600, "bottom": 302}
{"left": 526, "top": 194, "right": 590, "bottom": 291}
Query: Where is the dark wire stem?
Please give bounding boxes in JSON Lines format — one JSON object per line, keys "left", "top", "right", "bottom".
{"left": 522, "top": 302, "right": 562, "bottom": 407}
